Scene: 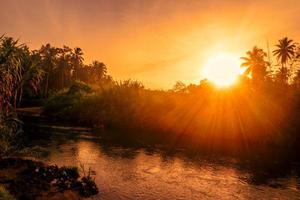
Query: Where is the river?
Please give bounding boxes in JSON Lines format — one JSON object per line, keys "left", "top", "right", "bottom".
{"left": 27, "top": 129, "right": 300, "bottom": 200}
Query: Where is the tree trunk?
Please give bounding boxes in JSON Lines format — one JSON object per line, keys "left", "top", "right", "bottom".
{"left": 45, "top": 73, "right": 49, "bottom": 98}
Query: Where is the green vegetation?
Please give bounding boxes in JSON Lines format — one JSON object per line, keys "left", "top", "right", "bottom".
{"left": 0, "top": 113, "right": 23, "bottom": 157}
{"left": 0, "top": 35, "right": 99, "bottom": 199}
{"left": 0, "top": 185, "right": 15, "bottom": 200}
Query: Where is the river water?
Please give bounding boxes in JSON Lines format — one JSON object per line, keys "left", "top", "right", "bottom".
{"left": 29, "top": 130, "right": 300, "bottom": 200}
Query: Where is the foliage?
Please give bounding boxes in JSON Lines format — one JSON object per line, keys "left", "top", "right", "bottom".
{"left": 0, "top": 36, "right": 44, "bottom": 112}
{"left": 0, "top": 113, "right": 23, "bottom": 157}
{"left": 37, "top": 43, "right": 113, "bottom": 97}
{"left": 0, "top": 185, "right": 15, "bottom": 200}
{"left": 241, "top": 46, "right": 269, "bottom": 84}
{"left": 273, "top": 37, "right": 296, "bottom": 66}
{"left": 0, "top": 158, "right": 98, "bottom": 199}
{"left": 43, "top": 76, "right": 300, "bottom": 149}
{"left": 78, "top": 164, "right": 98, "bottom": 197}
{"left": 67, "top": 80, "right": 93, "bottom": 95}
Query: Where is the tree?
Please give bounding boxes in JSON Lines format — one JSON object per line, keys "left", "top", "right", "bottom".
{"left": 273, "top": 37, "right": 295, "bottom": 84}
{"left": 14, "top": 47, "right": 44, "bottom": 107}
{"left": 293, "top": 69, "right": 300, "bottom": 88}
{"left": 273, "top": 37, "right": 295, "bottom": 68}
{"left": 39, "top": 44, "right": 59, "bottom": 97}
{"left": 57, "top": 46, "right": 72, "bottom": 89}
{"left": 0, "top": 36, "right": 43, "bottom": 112}
{"left": 89, "top": 61, "right": 107, "bottom": 83}
{"left": 172, "top": 81, "right": 187, "bottom": 93}
{"left": 71, "top": 47, "right": 84, "bottom": 80}
{"left": 241, "top": 46, "right": 269, "bottom": 85}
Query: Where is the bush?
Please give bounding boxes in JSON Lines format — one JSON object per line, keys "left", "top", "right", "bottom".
{"left": 0, "top": 113, "right": 23, "bottom": 157}
{"left": 43, "top": 81, "right": 93, "bottom": 120}
{"left": 0, "top": 158, "right": 98, "bottom": 199}
{"left": 0, "top": 185, "right": 15, "bottom": 200}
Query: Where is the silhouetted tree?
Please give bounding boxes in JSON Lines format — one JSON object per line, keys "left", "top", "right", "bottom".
{"left": 293, "top": 69, "right": 300, "bottom": 89}
{"left": 88, "top": 61, "right": 107, "bottom": 83}
{"left": 273, "top": 37, "right": 295, "bottom": 84}
{"left": 57, "top": 46, "right": 72, "bottom": 89}
{"left": 241, "top": 46, "right": 269, "bottom": 85}
{"left": 172, "top": 81, "right": 187, "bottom": 93}
{"left": 39, "top": 44, "right": 59, "bottom": 97}
{"left": 71, "top": 47, "right": 84, "bottom": 80}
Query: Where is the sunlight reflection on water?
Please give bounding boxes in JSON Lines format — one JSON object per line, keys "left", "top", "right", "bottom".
{"left": 34, "top": 134, "right": 300, "bottom": 200}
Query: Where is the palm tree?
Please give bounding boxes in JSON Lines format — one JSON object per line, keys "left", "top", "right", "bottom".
{"left": 39, "top": 44, "right": 59, "bottom": 97}
{"left": 71, "top": 47, "right": 84, "bottom": 80}
{"left": 57, "top": 46, "right": 72, "bottom": 89}
{"left": 273, "top": 37, "right": 295, "bottom": 84}
{"left": 17, "top": 49, "right": 44, "bottom": 105}
{"left": 241, "top": 46, "right": 269, "bottom": 84}
{"left": 273, "top": 37, "right": 295, "bottom": 68}
{"left": 90, "top": 61, "right": 107, "bottom": 84}
{"left": 0, "top": 36, "right": 43, "bottom": 112}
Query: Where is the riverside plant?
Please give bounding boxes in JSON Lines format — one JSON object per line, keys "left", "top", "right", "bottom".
{"left": 0, "top": 113, "right": 23, "bottom": 157}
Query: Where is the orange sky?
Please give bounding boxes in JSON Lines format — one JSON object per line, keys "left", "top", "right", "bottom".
{"left": 1, "top": 0, "right": 300, "bottom": 88}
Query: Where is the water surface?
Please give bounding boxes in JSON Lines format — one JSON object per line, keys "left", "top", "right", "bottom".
{"left": 29, "top": 130, "right": 300, "bottom": 200}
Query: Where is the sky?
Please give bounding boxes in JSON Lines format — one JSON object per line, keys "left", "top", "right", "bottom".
{"left": 1, "top": 0, "right": 300, "bottom": 88}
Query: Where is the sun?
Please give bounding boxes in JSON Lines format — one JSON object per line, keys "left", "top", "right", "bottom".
{"left": 202, "top": 53, "right": 242, "bottom": 87}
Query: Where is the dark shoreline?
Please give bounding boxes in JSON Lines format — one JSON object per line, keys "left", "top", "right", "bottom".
{"left": 0, "top": 157, "right": 98, "bottom": 200}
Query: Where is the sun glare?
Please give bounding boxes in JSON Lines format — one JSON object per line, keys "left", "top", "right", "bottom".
{"left": 203, "top": 53, "right": 242, "bottom": 87}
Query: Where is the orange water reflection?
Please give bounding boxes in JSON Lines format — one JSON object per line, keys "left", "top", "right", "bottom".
{"left": 42, "top": 139, "right": 300, "bottom": 200}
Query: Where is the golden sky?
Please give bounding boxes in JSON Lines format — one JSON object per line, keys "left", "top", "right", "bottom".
{"left": 1, "top": 0, "right": 300, "bottom": 88}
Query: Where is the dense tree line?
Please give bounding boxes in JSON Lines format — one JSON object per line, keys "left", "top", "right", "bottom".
{"left": 37, "top": 44, "right": 112, "bottom": 98}
{"left": 1, "top": 35, "right": 300, "bottom": 113}
{"left": 0, "top": 35, "right": 112, "bottom": 114}
{"left": 0, "top": 35, "right": 112, "bottom": 156}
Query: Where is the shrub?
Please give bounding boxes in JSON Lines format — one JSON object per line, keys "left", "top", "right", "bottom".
{"left": 0, "top": 113, "right": 23, "bottom": 157}
{"left": 0, "top": 185, "right": 15, "bottom": 200}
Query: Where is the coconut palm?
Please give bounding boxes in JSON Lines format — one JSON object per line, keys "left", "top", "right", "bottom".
{"left": 57, "top": 46, "right": 72, "bottom": 89}
{"left": 39, "top": 44, "right": 59, "bottom": 97}
{"left": 89, "top": 61, "right": 107, "bottom": 83}
{"left": 241, "top": 46, "right": 269, "bottom": 84}
{"left": 273, "top": 37, "right": 295, "bottom": 68}
{"left": 273, "top": 37, "right": 296, "bottom": 84}
{"left": 71, "top": 47, "right": 84, "bottom": 80}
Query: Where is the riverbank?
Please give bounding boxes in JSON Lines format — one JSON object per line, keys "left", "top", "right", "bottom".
{"left": 18, "top": 105, "right": 300, "bottom": 161}
{"left": 0, "top": 158, "right": 98, "bottom": 200}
